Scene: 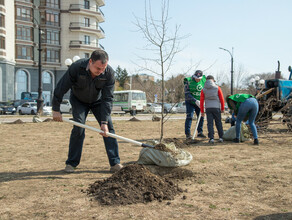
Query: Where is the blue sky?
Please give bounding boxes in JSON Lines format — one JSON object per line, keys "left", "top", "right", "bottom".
{"left": 101, "top": 0, "right": 292, "bottom": 81}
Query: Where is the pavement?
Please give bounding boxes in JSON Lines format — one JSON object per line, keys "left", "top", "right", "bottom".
{"left": 0, "top": 113, "right": 188, "bottom": 124}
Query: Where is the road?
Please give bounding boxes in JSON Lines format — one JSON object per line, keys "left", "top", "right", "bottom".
{"left": 0, "top": 113, "right": 187, "bottom": 123}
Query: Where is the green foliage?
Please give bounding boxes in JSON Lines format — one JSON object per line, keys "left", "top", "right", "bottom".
{"left": 115, "top": 66, "right": 129, "bottom": 88}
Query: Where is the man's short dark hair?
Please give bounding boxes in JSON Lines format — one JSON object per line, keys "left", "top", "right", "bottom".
{"left": 206, "top": 75, "right": 215, "bottom": 80}
{"left": 90, "top": 49, "right": 109, "bottom": 64}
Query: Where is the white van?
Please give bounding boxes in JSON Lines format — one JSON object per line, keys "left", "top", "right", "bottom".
{"left": 60, "top": 99, "right": 72, "bottom": 114}
{"left": 113, "top": 90, "right": 147, "bottom": 113}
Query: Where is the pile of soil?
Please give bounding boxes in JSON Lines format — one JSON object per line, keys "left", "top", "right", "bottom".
{"left": 43, "top": 118, "right": 53, "bottom": 122}
{"left": 9, "top": 119, "right": 24, "bottom": 124}
{"left": 87, "top": 164, "right": 183, "bottom": 205}
{"left": 154, "top": 143, "right": 174, "bottom": 153}
{"left": 129, "top": 117, "right": 140, "bottom": 122}
{"left": 146, "top": 165, "right": 195, "bottom": 180}
{"left": 164, "top": 138, "right": 191, "bottom": 148}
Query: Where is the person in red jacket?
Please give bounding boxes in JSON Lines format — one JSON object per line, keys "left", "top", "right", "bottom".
{"left": 200, "top": 75, "right": 225, "bottom": 144}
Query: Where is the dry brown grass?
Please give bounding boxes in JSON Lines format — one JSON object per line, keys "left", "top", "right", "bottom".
{"left": 0, "top": 118, "right": 291, "bottom": 219}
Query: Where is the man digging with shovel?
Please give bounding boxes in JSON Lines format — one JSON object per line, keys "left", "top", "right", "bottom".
{"left": 52, "top": 49, "right": 123, "bottom": 173}
{"left": 184, "top": 70, "right": 207, "bottom": 140}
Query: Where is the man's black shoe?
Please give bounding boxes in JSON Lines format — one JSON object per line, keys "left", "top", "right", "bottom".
{"left": 254, "top": 139, "right": 259, "bottom": 145}
{"left": 233, "top": 138, "right": 240, "bottom": 143}
{"left": 186, "top": 134, "right": 192, "bottom": 140}
{"left": 197, "top": 132, "right": 206, "bottom": 138}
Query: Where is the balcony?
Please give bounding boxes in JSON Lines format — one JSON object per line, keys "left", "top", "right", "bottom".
{"left": 96, "top": 0, "right": 105, "bottom": 7}
{"left": 69, "top": 22, "right": 105, "bottom": 39}
{"left": 69, "top": 4, "right": 104, "bottom": 23}
{"left": 69, "top": 40, "right": 104, "bottom": 51}
{"left": 39, "top": 0, "right": 60, "bottom": 9}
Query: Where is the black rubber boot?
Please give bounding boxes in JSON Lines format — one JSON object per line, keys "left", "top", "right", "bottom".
{"left": 233, "top": 138, "right": 240, "bottom": 143}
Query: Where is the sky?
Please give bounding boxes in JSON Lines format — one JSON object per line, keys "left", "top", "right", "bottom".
{"left": 101, "top": 0, "right": 292, "bottom": 81}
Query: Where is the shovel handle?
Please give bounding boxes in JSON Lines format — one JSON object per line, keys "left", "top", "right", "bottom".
{"left": 192, "top": 112, "right": 201, "bottom": 140}
{"left": 62, "top": 118, "right": 154, "bottom": 148}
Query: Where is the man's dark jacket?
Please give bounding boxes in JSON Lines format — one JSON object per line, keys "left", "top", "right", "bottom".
{"left": 52, "top": 58, "right": 115, "bottom": 122}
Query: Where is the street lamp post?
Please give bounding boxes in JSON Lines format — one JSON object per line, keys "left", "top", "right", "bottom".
{"left": 219, "top": 47, "right": 234, "bottom": 95}
{"left": 37, "top": 24, "right": 43, "bottom": 114}
{"left": 25, "top": 13, "right": 44, "bottom": 114}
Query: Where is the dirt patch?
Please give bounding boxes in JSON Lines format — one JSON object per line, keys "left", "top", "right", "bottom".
{"left": 9, "top": 119, "right": 24, "bottom": 124}
{"left": 129, "top": 117, "right": 141, "bottom": 122}
{"left": 43, "top": 118, "right": 54, "bottom": 122}
{"left": 153, "top": 143, "right": 174, "bottom": 153}
{"left": 86, "top": 164, "right": 183, "bottom": 205}
{"left": 164, "top": 137, "right": 192, "bottom": 148}
{"left": 146, "top": 165, "right": 195, "bottom": 180}
{"left": 1, "top": 116, "right": 292, "bottom": 219}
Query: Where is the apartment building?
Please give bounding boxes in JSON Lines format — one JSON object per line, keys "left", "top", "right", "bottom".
{"left": 0, "top": 0, "right": 105, "bottom": 103}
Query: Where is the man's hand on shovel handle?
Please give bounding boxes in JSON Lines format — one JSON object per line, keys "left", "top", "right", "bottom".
{"left": 53, "top": 111, "right": 63, "bottom": 122}
{"left": 100, "top": 124, "right": 109, "bottom": 137}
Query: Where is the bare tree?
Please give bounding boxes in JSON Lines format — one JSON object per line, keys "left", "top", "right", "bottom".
{"left": 234, "top": 64, "right": 248, "bottom": 93}
{"left": 134, "top": 0, "right": 189, "bottom": 141}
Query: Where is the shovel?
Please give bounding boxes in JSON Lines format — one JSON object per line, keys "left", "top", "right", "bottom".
{"left": 191, "top": 112, "right": 201, "bottom": 140}
{"left": 62, "top": 118, "right": 155, "bottom": 148}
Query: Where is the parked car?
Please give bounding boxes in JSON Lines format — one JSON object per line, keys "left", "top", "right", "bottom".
{"left": 0, "top": 107, "right": 3, "bottom": 114}
{"left": 174, "top": 101, "right": 186, "bottom": 113}
{"left": 60, "top": 99, "right": 72, "bottom": 114}
{"left": 42, "top": 105, "right": 52, "bottom": 116}
{"left": 17, "top": 102, "right": 52, "bottom": 115}
{"left": 0, "top": 101, "right": 16, "bottom": 115}
{"left": 161, "top": 103, "right": 177, "bottom": 113}
{"left": 145, "top": 103, "right": 162, "bottom": 113}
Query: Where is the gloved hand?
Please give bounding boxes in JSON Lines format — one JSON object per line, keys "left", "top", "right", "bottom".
{"left": 195, "top": 100, "right": 200, "bottom": 107}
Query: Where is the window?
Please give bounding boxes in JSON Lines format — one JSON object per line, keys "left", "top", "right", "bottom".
{"left": 45, "top": 0, "right": 59, "bottom": 8}
{"left": 16, "top": 25, "right": 33, "bottom": 41}
{"left": 18, "top": 0, "right": 32, "bottom": 2}
{"left": 42, "top": 71, "right": 52, "bottom": 84}
{"left": 114, "top": 93, "right": 128, "bottom": 102}
{"left": 16, "top": 70, "right": 28, "bottom": 99}
{"left": 84, "top": 53, "right": 90, "bottom": 58}
{"left": 0, "top": 14, "right": 4, "bottom": 27}
{"left": 16, "top": 6, "right": 32, "bottom": 22}
{"left": 45, "top": 48, "right": 60, "bottom": 62}
{"left": 43, "top": 11, "right": 59, "bottom": 26}
{"left": 84, "top": 0, "right": 90, "bottom": 9}
{"left": 16, "top": 45, "right": 33, "bottom": 60}
{"left": 0, "top": 36, "right": 4, "bottom": 49}
{"left": 84, "top": 35, "right": 90, "bottom": 45}
{"left": 132, "top": 93, "right": 146, "bottom": 100}
{"left": 84, "top": 18, "right": 90, "bottom": 27}
{"left": 45, "top": 30, "right": 60, "bottom": 45}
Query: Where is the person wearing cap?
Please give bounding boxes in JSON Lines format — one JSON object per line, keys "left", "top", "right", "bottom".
{"left": 200, "top": 75, "right": 225, "bottom": 144}
{"left": 184, "top": 70, "right": 207, "bottom": 139}
{"left": 226, "top": 94, "right": 259, "bottom": 145}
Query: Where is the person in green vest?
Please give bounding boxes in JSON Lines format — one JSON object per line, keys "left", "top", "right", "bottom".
{"left": 184, "top": 70, "right": 207, "bottom": 139}
{"left": 227, "top": 94, "right": 259, "bottom": 145}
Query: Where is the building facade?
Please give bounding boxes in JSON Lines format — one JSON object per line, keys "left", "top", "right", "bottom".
{"left": 0, "top": 0, "right": 105, "bottom": 103}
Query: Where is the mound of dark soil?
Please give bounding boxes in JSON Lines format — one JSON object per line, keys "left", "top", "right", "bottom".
{"left": 87, "top": 164, "right": 183, "bottom": 205}
{"left": 164, "top": 138, "right": 191, "bottom": 148}
{"left": 154, "top": 143, "right": 174, "bottom": 153}
{"left": 9, "top": 119, "right": 24, "bottom": 124}
{"left": 145, "top": 165, "right": 195, "bottom": 181}
{"left": 129, "top": 117, "right": 140, "bottom": 122}
{"left": 43, "top": 118, "right": 53, "bottom": 122}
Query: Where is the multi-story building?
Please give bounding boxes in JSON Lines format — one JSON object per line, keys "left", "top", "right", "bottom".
{"left": 0, "top": 0, "right": 105, "bottom": 103}
{"left": 138, "top": 73, "right": 155, "bottom": 82}
{"left": 0, "top": 0, "right": 15, "bottom": 101}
